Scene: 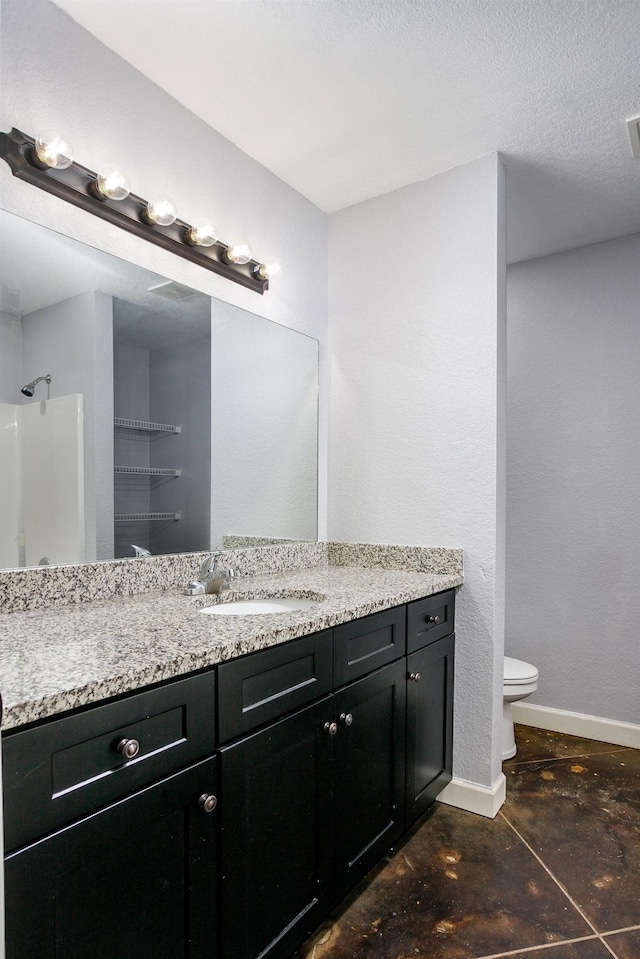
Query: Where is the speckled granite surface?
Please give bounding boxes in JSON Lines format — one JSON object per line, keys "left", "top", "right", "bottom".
{"left": 0, "top": 542, "right": 462, "bottom": 613}
{"left": 0, "top": 553, "right": 462, "bottom": 731}
{"left": 328, "top": 542, "right": 462, "bottom": 574}
{"left": 0, "top": 542, "right": 329, "bottom": 613}
{"left": 222, "top": 535, "right": 307, "bottom": 548}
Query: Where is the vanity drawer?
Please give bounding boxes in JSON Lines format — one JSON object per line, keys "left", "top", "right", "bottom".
{"left": 3, "top": 671, "right": 216, "bottom": 853}
{"left": 407, "top": 589, "right": 455, "bottom": 653}
{"left": 333, "top": 606, "right": 406, "bottom": 687}
{"left": 217, "top": 630, "right": 333, "bottom": 744}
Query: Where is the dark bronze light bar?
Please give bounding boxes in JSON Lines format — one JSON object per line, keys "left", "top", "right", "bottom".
{"left": 0, "top": 128, "right": 270, "bottom": 295}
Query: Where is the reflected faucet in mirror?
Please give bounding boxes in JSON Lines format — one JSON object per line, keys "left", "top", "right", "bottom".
{"left": 131, "top": 545, "right": 151, "bottom": 558}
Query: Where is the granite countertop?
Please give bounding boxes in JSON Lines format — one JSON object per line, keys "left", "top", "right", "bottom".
{"left": 0, "top": 563, "right": 462, "bottom": 731}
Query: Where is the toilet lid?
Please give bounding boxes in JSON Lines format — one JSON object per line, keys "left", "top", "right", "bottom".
{"left": 504, "top": 656, "right": 538, "bottom": 684}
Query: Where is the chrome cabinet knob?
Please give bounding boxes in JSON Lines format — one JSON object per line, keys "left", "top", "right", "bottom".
{"left": 427, "top": 615, "right": 440, "bottom": 625}
{"left": 199, "top": 793, "right": 218, "bottom": 814}
{"left": 339, "top": 712, "right": 353, "bottom": 726}
{"left": 116, "top": 737, "right": 140, "bottom": 760}
{"left": 324, "top": 721, "right": 338, "bottom": 736}
{"left": 409, "top": 672, "right": 421, "bottom": 683}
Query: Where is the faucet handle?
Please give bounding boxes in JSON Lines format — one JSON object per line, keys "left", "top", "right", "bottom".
{"left": 184, "top": 581, "right": 206, "bottom": 596}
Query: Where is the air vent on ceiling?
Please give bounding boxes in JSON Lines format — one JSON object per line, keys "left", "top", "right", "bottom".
{"left": 627, "top": 116, "right": 640, "bottom": 159}
{"left": 147, "top": 280, "right": 200, "bottom": 301}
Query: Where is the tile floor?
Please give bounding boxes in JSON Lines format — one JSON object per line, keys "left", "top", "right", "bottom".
{"left": 297, "top": 726, "right": 640, "bottom": 959}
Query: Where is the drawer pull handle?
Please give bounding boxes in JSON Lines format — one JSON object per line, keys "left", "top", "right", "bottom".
{"left": 427, "top": 615, "right": 441, "bottom": 625}
{"left": 409, "top": 672, "right": 421, "bottom": 683}
{"left": 339, "top": 712, "right": 353, "bottom": 726}
{"left": 116, "top": 738, "right": 140, "bottom": 760}
{"left": 199, "top": 793, "right": 218, "bottom": 814}
{"left": 324, "top": 721, "right": 338, "bottom": 736}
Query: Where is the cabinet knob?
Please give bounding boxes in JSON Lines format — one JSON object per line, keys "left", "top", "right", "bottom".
{"left": 339, "top": 712, "right": 353, "bottom": 726}
{"left": 427, "top": 615, "right": 440, "bottom": 625}
{"left": 324, "top": 721, "right": 338, "bottom": 736}
{"left": 199, "top": 793, "right": 218, "bottom": 814}
{"left": 116, "top": 737, "right": 140, "bottom": 760}
{"left": 409, "top": 672, "right": 421, "bottom": 683}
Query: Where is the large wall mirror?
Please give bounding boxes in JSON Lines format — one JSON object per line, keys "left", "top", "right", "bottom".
{"left": 0, "top": 209, "right": 318, "bottom": 570}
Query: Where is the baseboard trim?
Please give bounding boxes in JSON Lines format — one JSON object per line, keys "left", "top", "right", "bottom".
{"left": 512, "top": 702, "right": 640, "bottom": 749}
{"left": 437, "top": 772, "right": 506, "bottom": 819}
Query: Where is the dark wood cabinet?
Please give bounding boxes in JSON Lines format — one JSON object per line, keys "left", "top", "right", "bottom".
{"left": 3, "top": 671, "right": 216, "bottom": 853}
{"left": 220, "top": 657, "right": 408, "bottom": 959}
{"left": 3, "top": 590, "right": 456, "bottom": 959}
{"left": 333, "top": 659, "right": 406, "bottom": 898}
{"left": 405, "top": 634, "right": 455, "bottom": 825}
{"left": 333, "top": 606, "right": 406, "bottom": 686}
{"left": 220, "top": 697, "right": 334, "bottom": 959}
{"left": 4, "top": 756, "right": 218, "bottom": 959}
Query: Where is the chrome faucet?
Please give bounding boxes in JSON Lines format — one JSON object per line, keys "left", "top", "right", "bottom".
{"left": 184, "top": 552, "right": 235, "bottom": 595}
{"left": 131, "top": 544, "right": 151, "bottom": 558}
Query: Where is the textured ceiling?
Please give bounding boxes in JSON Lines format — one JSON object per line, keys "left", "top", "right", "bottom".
{"left": 52, "top": 0, "right": 640, "bottom": 262}
{"left": 0, "top": 210, "right": 210, "bottom": 348}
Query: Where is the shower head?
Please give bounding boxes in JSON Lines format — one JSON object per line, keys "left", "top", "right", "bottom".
{"left": 21, "top": 374, "right": 52, "bottom": 397}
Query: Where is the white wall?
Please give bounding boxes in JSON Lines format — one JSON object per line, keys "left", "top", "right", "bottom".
{"left": 21, "top": 291, "right": 114, "bottom": 561}
{"left": 507, "top": 233, "right": 640, "bottom": 725}
{"left": 328, "top": 155, "right": 507, "bottom": 794}
{"left": 210, "top": 300, "right": 318, "bottom": 549}
{"left": 0, "top": 312, "right": 23, "bottom": 403}
{"left": 0, "top": 315, "right": 23, "bottom": 569}
{"left": 0, "top": 0, "right": 329, "bottom": 535}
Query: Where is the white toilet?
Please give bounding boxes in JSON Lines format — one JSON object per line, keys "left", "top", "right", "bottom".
{"left": 503, "top": 656, "right": 539, "bottom": 760}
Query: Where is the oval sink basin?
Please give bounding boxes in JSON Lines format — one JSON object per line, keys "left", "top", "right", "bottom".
{"left": 200, "top": 597, "right": 320, "bottom": 616}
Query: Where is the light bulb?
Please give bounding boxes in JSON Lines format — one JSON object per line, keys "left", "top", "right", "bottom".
{"left": 144, "top": 195, "right": 177, "bottom": 226}
{"left": 95, "top": 165, "right": 130, "bottom": 201}
{"left": 226, "top": 240, "right": 252, "bottom": 265}
{"left": 34, "top": 131, "right": 74, "bottom": 169}
{"left": 185, "top": 218, "right": 218, "bottom": 247}
{"left": 254, "top": 259, "right": 281, "bottom": 281}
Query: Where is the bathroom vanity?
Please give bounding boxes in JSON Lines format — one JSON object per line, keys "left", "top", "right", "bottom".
{"left": 0, "top": 545, "right": 460, "bottom": 959}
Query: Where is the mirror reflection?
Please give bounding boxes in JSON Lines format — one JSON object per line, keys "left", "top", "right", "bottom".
{"left": 0, "top": 210, "right": 318, "bottom": 570}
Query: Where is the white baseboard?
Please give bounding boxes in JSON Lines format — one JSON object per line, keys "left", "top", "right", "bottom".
{"left": 437, "top": 772, "right": 506, "bottom": 819}
{"left": 512, "top": 702, "right": 640, "bottom": 749}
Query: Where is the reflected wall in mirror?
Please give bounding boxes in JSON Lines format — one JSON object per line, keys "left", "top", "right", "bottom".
{"left": 0, "top": 210, "right": 318, "bottom": 570}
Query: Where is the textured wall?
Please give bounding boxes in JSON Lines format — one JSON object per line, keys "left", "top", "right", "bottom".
{"left": 0, "top": 0, "right": 329, "bottom": 535}
{"left": 507, "top": 233, "right": 640, "bottom": 725}
{"left": 328, "top": 155, "right": 506, "bottom": 789}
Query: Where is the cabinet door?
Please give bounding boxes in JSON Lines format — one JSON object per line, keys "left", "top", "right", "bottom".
{"left": 5, "top": 756, "right": 218, "bottom": 959}
{"left": 333, "top": 659, "right": 406, "bottom": 899}
{"left": 406, "top": 634, "right": 455, "bottom": 826}
{"left": 220, "top": 696, "right": 333, "bottom": 959}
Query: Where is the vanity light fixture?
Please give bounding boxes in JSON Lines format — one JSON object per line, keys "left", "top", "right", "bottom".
{"left": 225, "top": 240, "right": 252, "bottom": 265}
{"left": 33, "top": 131, "right": 74, "bottom": 170}
{"left": 0, "top": 127, "right": 270, "bottom": 294}
{"left": 94, "top": 165, "right": 131, "bottom": 201}
{"left": 143, "top": 194, "right": 178, "bottom": 227}
{"left": 185, "top": 218, "right": 219, "bottom": 247}
{"left": 254, "top": 259, "right": 281, "bottom": 281}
